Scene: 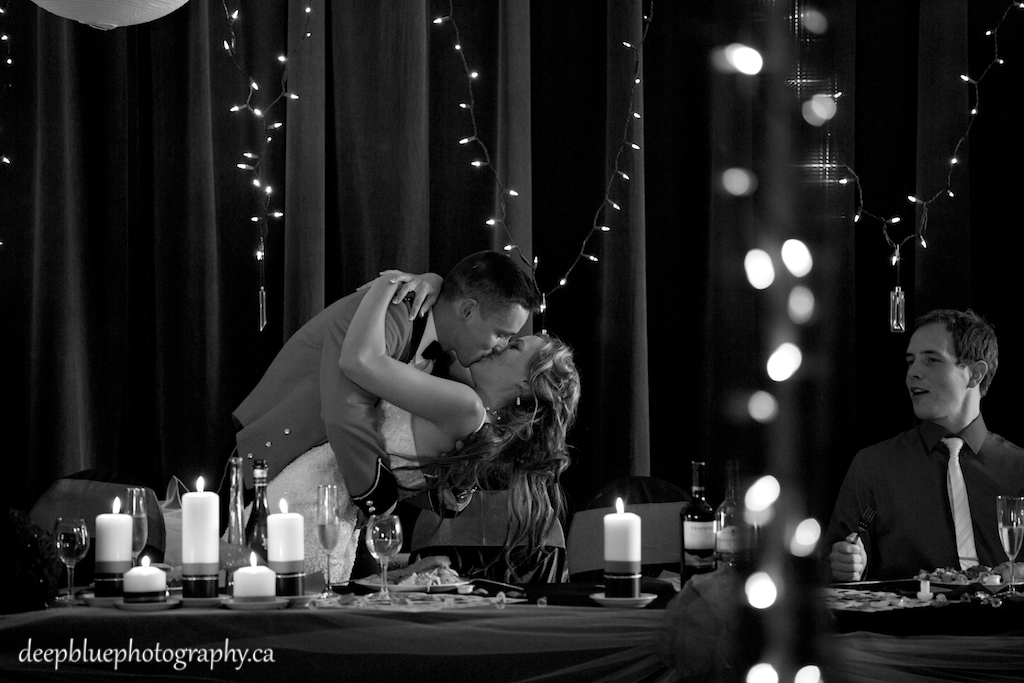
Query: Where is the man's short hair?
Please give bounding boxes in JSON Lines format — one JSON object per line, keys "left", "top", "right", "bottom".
{"left": 915, "top": 309, "right": 999, "bottom": 397}
{"left": 441, "top": 251, "right": 542, "bottom": 315}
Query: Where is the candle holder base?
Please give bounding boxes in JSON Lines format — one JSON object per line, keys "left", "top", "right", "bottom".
{"left": 603, "top": 572, "right": 641, "bottom": 599}
{"left": 182, "top": 574, "right": 219, "bottom": 599}
{"left": 94, "top": 574, "right": 124, "bottom": 598}
{"left": 123, "top": 590, "right": 168, "bottom": 604}
{"left": 275, "top": 572, "right": 305, "bottom": 598}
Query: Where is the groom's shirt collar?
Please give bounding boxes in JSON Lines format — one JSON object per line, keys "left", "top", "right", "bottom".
{"left": 412, "top": 312, "right": 438, "bottom": 366}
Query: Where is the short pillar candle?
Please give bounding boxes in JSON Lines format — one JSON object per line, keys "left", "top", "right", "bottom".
{"left": 123, "top": 556, "right": 167, "bottom": 603}
{"left": 604, "top": 497, "right": 641, "bottom": 598}
{"left": 94, "top": 496, "right": 132, "bottom": 597}
{"left": 268, "top": 498, "right": 305, "bottom": 597}
{"left": 233, "top": 552, "right": 276, "bottom": 602}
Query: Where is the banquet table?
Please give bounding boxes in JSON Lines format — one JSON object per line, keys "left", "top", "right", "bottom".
{"left": 0, "top": 580, "right": 679, "bottom": 683}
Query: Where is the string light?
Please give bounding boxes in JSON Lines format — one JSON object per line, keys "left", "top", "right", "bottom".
{"left": 831, "top": 0, "right": 1019, "bottom": 331}
{"left": 220, "top": 1, "right": 317, "bottom": 331}
{"left": 433, "top": 0, "right": 655, "bottom": 320}
{"left": 0, "top": 0, "right": 11, "bottom": 251}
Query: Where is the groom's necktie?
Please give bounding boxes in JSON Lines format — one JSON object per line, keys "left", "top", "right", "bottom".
{"left": 942, "top": 436, "right": 979, "bottom": 569}
{"left": 420, "top": 341, "right": 452, "bottom": 378}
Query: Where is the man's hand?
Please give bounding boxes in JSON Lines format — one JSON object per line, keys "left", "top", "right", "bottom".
{"left": 829, "top": 533, "right": 867, "bottom": 581}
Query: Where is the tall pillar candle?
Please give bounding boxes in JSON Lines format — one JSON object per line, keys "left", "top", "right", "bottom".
{"left": 181, "top": 476, "right": 219, "bottom": 598}
{"left": 604, "top": 497, "right": 642, "bottom": 598}
{"left": 94, "top": 496, "right": 132, "bottom": 597}
{"left": 267, "top": 498, "right": 305, "bottom": 596}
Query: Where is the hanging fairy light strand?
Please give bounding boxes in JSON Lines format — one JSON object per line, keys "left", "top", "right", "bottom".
{"left": 220, "top": 0, "right": 315, "bottom": 331}
{"left": 831, "top": 0, "right": 1021, "bottom": 331}
{"left": 0, "top": 0, "right": 13, "bottom": 169}
{"left": 432, "top": 1, "right": 654, "bottom": 313}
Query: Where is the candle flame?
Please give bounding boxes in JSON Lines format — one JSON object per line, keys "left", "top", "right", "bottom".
{"left": 615, "top": 497, "right": 624, "bottom": 514}
{"left": 141, "top": 556, "right": 151, "bottom": 568}
{"left": 196, "top": 476, "right": 205, "bottom": 493}
{"left": 250, "top": 551, "right": 258, "bottom": 568}
{"left": 112, "top": 496, "right": 121, "bottom": 514}
{"left": 279, "top": 498, "right": 289, "bottom": 514}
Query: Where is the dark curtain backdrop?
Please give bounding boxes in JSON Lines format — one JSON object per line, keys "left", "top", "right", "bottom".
{"left": 2, "top": 0, "right": 1022, "bottom": 539}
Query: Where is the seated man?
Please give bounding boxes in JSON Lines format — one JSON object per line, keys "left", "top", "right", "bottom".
{"left": 826, "top": 309, "right": 1024, "bottom": 581}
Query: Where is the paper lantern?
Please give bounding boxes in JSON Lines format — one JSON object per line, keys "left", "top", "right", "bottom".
{"left": 30, "top": 0, "right": 190, "bottom": 31}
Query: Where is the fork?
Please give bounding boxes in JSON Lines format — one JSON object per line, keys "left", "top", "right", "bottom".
{"left": 850, "top": 506, "right": 876, "bottom": 544}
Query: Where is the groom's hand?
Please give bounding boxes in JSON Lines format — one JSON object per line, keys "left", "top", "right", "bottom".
{"left": 357, "top": 270, "right": 443, "bottom": 320}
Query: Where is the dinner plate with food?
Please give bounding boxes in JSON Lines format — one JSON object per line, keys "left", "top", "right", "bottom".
{"left": 916, "top": 563, "right": 1021, "bottom": 591}
{"left": 354, "top": 555, "right": 470, "bottom": 593}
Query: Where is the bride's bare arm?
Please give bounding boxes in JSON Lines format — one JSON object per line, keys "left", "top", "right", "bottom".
{"left": 339, "top": 274, "right": 483, "bottom": 439}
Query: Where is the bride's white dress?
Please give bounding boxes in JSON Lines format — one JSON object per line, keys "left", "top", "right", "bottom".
{"left": 261, "top": 400, "right": 425, "bottom": 584}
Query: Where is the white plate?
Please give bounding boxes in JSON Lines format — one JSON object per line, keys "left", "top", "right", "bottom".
{"left": 81, "top": 593, "right": 120, "bottom": 608}
{"left": 223, "top": 598, "right": 289, "bottom": 611}
{"left": 354, "top": 578, "right": 471, "bottom": 593}
{"left": 180, "top": 596, "right": 226, "bottom": 608}
{"left": 590, "top": 592, "right": 656, "bottom": 608}
{"left": 113, "top": 598, "right": 181, "bottom": 612}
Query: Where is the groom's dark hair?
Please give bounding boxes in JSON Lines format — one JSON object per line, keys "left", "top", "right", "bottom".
{"left": 440, "top": 251, "right": 541, "bottom": 315}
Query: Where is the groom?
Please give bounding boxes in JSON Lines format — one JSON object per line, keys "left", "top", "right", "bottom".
{"left": 231, "top": 250, "right": 541, "bottom": 518}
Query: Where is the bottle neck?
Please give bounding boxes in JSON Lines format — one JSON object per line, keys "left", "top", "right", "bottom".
{"left": 691, "top": 462, "right": 707, "bottom": 501}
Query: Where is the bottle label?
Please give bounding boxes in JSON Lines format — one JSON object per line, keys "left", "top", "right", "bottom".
{"left": 683, "top": 521, "right": 716, "bottom": 550}
{"left": 716, "top": 525, "right": 750, "bottom": 552}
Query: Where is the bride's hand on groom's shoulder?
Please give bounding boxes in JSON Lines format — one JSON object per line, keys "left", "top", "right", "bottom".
{"left": 356, "top": 270, "right": 444, "bottom": 319}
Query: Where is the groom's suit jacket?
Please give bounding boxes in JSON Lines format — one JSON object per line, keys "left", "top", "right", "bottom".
{"left": 233, "top": 290, "right": 427, "bottom": 516}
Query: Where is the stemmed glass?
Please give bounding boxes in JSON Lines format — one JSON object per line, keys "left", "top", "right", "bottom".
{"left": 365, "top": 514, "right": 403, "bottom": 603}
{"left": 316, "top": 484, "right": 341, "bottom": 599}
{"left": 997, "top": 495, "right": 1024, "bottom": 596}
{"left": 127, "top": 487, "right": 148, "bottom": 566}
{"left": 54, "top": 517, "right": 90, "bottom": 604}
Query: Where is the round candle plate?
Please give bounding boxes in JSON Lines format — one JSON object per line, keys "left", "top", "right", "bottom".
{"left": 590, "top": 592, "right": 656, "bottom": 609}
{"left": 81, "top": 593, "right": 120, "bottom": 608}
{"left": 180, "top": 596, "right": 226, "bottom": 609}
{"left": 113, "top": 598, "right": 182, "bottom": 612}
{"left": 286, "top": 594, "right": 318, "bottom": 608}
{"left": 223, "top": 598, "right": 289, "bottom": 611}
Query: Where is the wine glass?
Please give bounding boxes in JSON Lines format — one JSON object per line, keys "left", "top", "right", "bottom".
{"left": 316, "top": 484, "right": 341, "bottom": 599}
{"left": 127, "top": 487, "right": 148, "bottom": 565}
{"left": 365, "top": 514, "right": 403, "bottom": 603}
{"left": 54, "top": 517, "right": 90, "bottom": 604}
{"left": 997, "top": 495, "right": 1024, "bottom": 595}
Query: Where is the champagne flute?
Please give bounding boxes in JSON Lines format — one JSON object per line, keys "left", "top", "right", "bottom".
{"left": 54, "top": 517, "right": 90, "bottom": 604}
{"left": 316, "top": 484, "right": 341, "bottom": 599}
{"left": 127, "top": 487, "right": 148, "bottom": 565}
{"left": 365, "top": 514, "right": 403, "bottom": 603}
{"left": 997, "top": 495, "right": 1024, "bottom": 595}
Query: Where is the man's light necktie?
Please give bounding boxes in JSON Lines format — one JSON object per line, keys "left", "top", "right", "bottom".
{"left": 942, "top": 436, "right": 979, "bottom": 569}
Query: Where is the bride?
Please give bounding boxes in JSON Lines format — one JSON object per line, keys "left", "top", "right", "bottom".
{"left": 264, "top": 269, "right": 581, "bottom": 584}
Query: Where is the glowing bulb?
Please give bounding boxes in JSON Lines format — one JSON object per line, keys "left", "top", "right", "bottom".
{"left": 250, "top": 80, "right": 259, "bottom": 91}
{"left": 801, "top": 94, "right": 836, "bottom": 127}
{"left": 269, "top": 122, "right": 283, "bottom": 129}
{"left": 790, "top": 518, "right": 822, "bottom": 557}
{"left": 802, "top": 9, "right": 828, "bottom": 34}
{"left": 746, "top": 663, "right": 779, "bottom": 683}
{"left": 718, "top": 43, "right": 764, "bottom": 75}
{"left": 471, "top": 160, "right": 485, "bottom": 167}
{"left": 265, "top": 186, "right": 272, "bottom": 195}
{"left": 618, "top": 171, "right": 630, "bottom": 180}
{"left": 721, "top": 167, "right": 757, "bottom": 197}
{"left": 253, "top": 108, "right": 263, "bottom": 117}
{"left": 433, "top": 16, "right": 448, "bottom": 24}
{"left": 838, "top": 178, "right": 849, "bottom": 185}
{"left": 610, "top": 201, "right": 621, "bottom": 211}
{"left": 907, "top": 194, "right": 918, "bottom": 203}
{"left": 920, "top": 236, "right": 927, "bottom": 248}
{"left": 788, "top": 285, "right": 815, "bottom": 324}
{"left": 230, "top": 105, "right": 242, "bottom": 112}
{"left": 271, "top": 212, "right": 283, "bottom": 218}
{"left": 256, "top": 249, "right": 265, "bottom": 261}
{"left": 889, "top": 216, "right": 901, "bottom": 224}
{"left": 744, "top": 249, "right": 775, "bottom": 290}
{"left": 959, "top": 74, "right": 971, "bottom": 82}
{"left": 622, "top": 41, "right": 632, "bottom": 48}
{"left": 747, "top": 391, "right": 778, "bottom": 423}
{"left": 630, "top": 143, "right": 641, "bottom": 150}
{"left": 948, "top": 190, "right": 955, "bottom": 198}
{"left": 632, "top": 111, "right": 641, "bottom": 119}
{"left": 745, "top": 476, "right": 781, "bottom": 512}
{"left": 597, "top": 225, "right": 611, "bottom": 232}
{"left": 252, "top": 179, "right": 261, "bottom": 187}
{"left": 459, "top": 136, "right": 475, "bottom": 145}
{"left": 508, "top": 189, "right": 519, "bottom": 196}
{"left": 781, "top": 239, "right": 812, "bottom": 277}
{"left": 971, "top": 107, "right": 978, "bottom": 116}
{"left": 278, "top": 55, "right": 286, "bottom": 63}
{"left": 795, "top": 665, "right": 822, "bottom": 683}
{"left": 559, "top": 278, "right": 567, "bottom": 286}
{"left": 585, "top": 254, "right": 599, "bottom": 262}
{"left": 950, "top": 157, "right": 958, "bottom": 165}
{"left": 745, "top": 572, "right": 777, "bottom": 609}
{"left": 767, "top": 343, "right": 802, "bottom": 382}
{"left": 454, "top": 43, "right": 462, "bottom": 50}
{"left": 470, "top": 71, "right": 478, "bottom": 79}
{"left": 305, "top": 6, "right": 311, "bottom": 12}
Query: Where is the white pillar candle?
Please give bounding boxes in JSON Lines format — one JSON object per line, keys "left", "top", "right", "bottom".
{"left": 233, "top": 552, "right": 276, "bottom": 600}
{"left": 267, "top": 498, "right": 304, "bottom": 563}
{"left": 181, "top": 476, "right": 219, "bottom": 569}
{"left": 603, "top": 497, "right": 642, "bottom": 563}
{"left": 95, "top": 496, "right": 132, "bottom": 563}
{"left": 123, "top": 556, "right": 167, "bottom": 595}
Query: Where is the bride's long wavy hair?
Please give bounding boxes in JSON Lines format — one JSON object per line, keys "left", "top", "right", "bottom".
{"left": 398, "top": 334, "right": 581, "bottom": 579}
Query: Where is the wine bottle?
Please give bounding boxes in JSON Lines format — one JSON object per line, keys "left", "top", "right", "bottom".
{"left": 715, "top": 460, "right": 752, "bottom": 568}
{"left": 681, "top": 461, "right": 716, "bottom": 580}
{"left": 244, "top": 460, "right": 270, "bottom": 561}
{"left": 226, "top": 454, "right": 245, "bottom": 545}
